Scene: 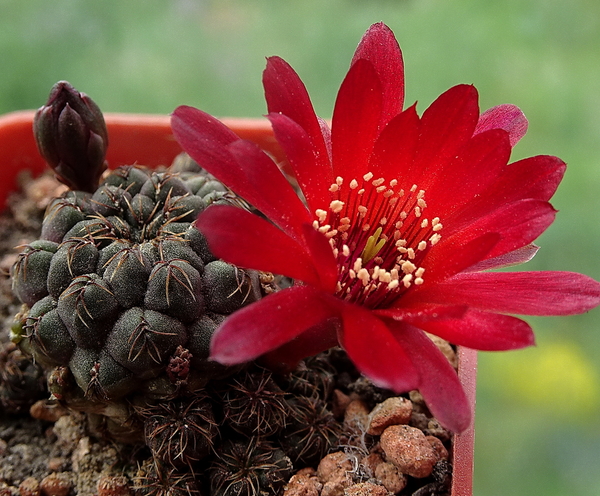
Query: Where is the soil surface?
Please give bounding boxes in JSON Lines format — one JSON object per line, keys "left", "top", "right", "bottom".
{"left": 0, "top": 171, "right": 454, "bottom": 496}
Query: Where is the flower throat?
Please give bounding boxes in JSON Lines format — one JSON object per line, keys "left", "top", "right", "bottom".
{"left": 313, "top": 172, "right": 443, "bottom": 309}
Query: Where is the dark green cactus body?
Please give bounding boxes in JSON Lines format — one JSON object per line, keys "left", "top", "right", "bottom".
{"left": 12, "top": 156, "right": 262, "bottom": 401}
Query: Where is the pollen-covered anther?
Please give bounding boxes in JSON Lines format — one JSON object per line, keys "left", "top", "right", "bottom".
{"left": 357, "top": 268, "right": 370, "bottom": 286}
{"left": 430, "top": 233, "right": 442, "bottom": 245}
{"left": 350, "top": 179, "right": 358, "bottom": 189}
{"left": 315, "top": 209, "right": 328, "bottom": 223}
{"left": 329, "top": 200, "right": 345, "bottom": 214}
{"left": 421, "top": 219, "right": 429, "bottom": 228}
{"left": 418, "top": 241, "right": 427, "bottom": 251}
{"left": 357, "top": 206, "right": 368, "bottom": 217}
{"left": 363, "top": 172, "right": 374, "bottom": 182}
{"left": 325, "top": 230, "right": 338, "bottom": 239}
{"left": 414, "top": 277, "right": 424, "bottom": 285}
{"left": 401, "top": 261, "right": 416, "bottom": 274}
{"left": 342, "top": 245, "right": 350, "bottom": 257}
{"left": 318, "top": 225, "right": 331, "bottom": 234}
{"left": 402, "top": 274, "right": 413, "bottom": 288}
{"left": 328, "top": 183, "right": 339, "bottom": 193}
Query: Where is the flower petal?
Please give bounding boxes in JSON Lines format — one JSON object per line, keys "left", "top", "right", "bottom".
{"left": 411, "top": 310, "right": 535, "bottom": 351}
{"left": 422, "top": 232, "right": 500, "bottom": 283}
{"left": 195, "top": 205, "right": 322, "bottom": 287}
{"left": 210, "top": 285, "right": 337, "bottom": 364}
{"left": 386, "top": 320, "right": 472, "bottom": 432}
{"left": 465, "top": 244, "right": 540, "bottom": 272}
{"left": 416, "top": 271, "right": 600, "bottom": 316}
{"left": 268, "top": 112, "right": 333, "bottom": 213}
{"left": 369, "top": 104, "right": 420, "bottom": 180}
{"left": 331, "top": 59, "right": 382, "bottom": 180}
{"left": 412, "top": 85, "right": 480, "bottom": 188}
{"left": 424, "top": 128, "right": 511, "bottom": 216}
{"left": 339, "top": 304, "right": 418, "bottom": 393}
{"left": 301, "top": 223, "right": 339, "bottom": 293}
{"left": 351, "top": 22, "right": 405, "bottom": 125}
{"left": 448, "top": 155, "right": 566, "bottom": 229}
{"left": 441, "top": 199, "right": 556, "bottom": 260}
{"left": 475, "top": 104, "right": 528, "bottom": 147}
{"left": 263, "top": 56, "right": 331, "bottom": 165}
{"left": 226, "top": 139, "right": 312, "bottom": 241}
{"left": 260, "top": 317, "right": 340, "bottom": 372}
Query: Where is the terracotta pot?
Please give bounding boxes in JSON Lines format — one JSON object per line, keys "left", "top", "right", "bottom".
{"left": 0, "top": 110, "right": 477, "bottom": 496}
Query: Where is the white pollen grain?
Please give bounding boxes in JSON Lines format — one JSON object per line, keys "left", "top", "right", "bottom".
{"left": 389, "top": 179, "right": 398, "bottom": 187}
{"left": 315, "top": 209, "right": 327, "bottom": 222}
{"left": 357, "top": 268, "right": 370, "bottom": 285}
{"left": 414, "top": 277, "right": 424, "bottom": 285}
{"left": 415, "top": 267, "right": 425, "bottom": 277}
{"left": 336, "top": 176, "right": 344, "bottom": 186}
{"left": 363, "top": 172, "right": 374, "bottom": 182}
{"left": 376, "top": 185, "right": 387, "bottom": 193}
{"left": 417, "top": 189, "right": 425, "bottom": 200}
{"left": 407, "top": 248, "right": 416, "bottom": 259}
{"left": 372, "top": 178, "right": 385, "bottom": 187}
{"left": 388, "top": 279, "right": 399, "bottom": 290}
{"left": 410, "top": 184, "right": 418, "bottom": 192}
{"left": 417, "top": 198, "right": 427, "bottom": 209}
{"left": 329, "top": 184, "right": 339, "bottom": 193}
{"left": 342, "top": 245, "right": 350, "bottom": 257}
{"left": 401, "top": 261, "right": 416, "bottom": 274}
{"left": 420, "top": 219, "right": 429, "bottom": 228}
{"left": 414, "top": 206, "right": 422, "bottom": 218}
{"left": 433, "top": 223, "right": 443, "bottom": 232}
{"left": 353, "top": 258, "right": 363, "bottom": 272}
{"left": 418, "top": 241, "right": 427, "bottom": 251}
{"left": 350, "top": 179, "right": 359, "bottom": 189}
{"left": 330, "top": 200, "right": 345, "bottom": 213}
{"left": 358, "top": 188, "right": 365, "bottom": 195}
{"left": 430, "top": 233, "right": 441, "bottom": 245}
{"left": 318, "top": 225, "right": 331, "bottom": 234}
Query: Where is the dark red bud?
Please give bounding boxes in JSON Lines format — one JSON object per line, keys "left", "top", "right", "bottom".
{"left": 33, "top": 81, "right": 108, "bottom": 193}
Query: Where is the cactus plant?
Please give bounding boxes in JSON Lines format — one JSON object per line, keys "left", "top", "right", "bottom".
{"left": 5, "top": 80, "right": 468, "bottom": 496}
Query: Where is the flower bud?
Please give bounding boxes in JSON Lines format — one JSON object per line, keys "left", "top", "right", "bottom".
{"left": 33, "top": 81, "right": 108, "bottom": 193}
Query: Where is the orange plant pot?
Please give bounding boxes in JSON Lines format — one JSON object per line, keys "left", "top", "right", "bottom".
{"left": 0, "top": 110, "right": 477, "bottom": 496}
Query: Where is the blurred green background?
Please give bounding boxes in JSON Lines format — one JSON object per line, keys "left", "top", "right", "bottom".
{"left": 1, "top": 0, "right": 599, "bottom": 494}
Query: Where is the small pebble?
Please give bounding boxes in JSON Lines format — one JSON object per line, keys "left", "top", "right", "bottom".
{"left": 97, "top": 475, "right": 132, "bottom": 496}
{"left": 39, "top": 473, "right": 71, "bottom": 496}
{"left": 317, "top": 451, "right": 354, "bottom": 482}
{"left": 343, "top": 400, "right": 370, "bottom": 434}
{"left": 380, "top": 425, "right": 437, "bottom": 478}
{"left": 344, "top": 482, "right": 389, "bottom": 496}
{"left": 29, "top": 400, "right": 69, "bottom": 423}
{"left": 46, "top": 458, "right": 67, "bottom": 472}
{"left": 360, "top": 452, "right": 384, "bottom": 477}
{"left": 283, "top": 472, "right": 323, "bottom": 496}
{"left": 374, "top": 462, "right": 407, "bottom": 494}
{"left": 426, "top": 436, "right": 449, "bottom": 461}
{"left": 318, "top": 452, "right": 355, "bottom": 496}
{"left": 18, "top": 477, "right": 40, "bottom": 496}
{"left": 367, "top": 397, "right": 412, "bottom": 435}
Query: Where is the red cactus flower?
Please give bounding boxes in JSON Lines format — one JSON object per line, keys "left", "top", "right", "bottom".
{"left": 171, "top": 23, "right": 600, "bottom": 432}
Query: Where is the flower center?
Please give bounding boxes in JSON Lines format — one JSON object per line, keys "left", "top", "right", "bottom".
{"left": 313, "top": 173, "right": 443, "bottom": 309}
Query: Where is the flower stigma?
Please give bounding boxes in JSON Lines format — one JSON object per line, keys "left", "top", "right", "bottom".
{"left": 314, "top": 172, "right": 443, "bottom": 309}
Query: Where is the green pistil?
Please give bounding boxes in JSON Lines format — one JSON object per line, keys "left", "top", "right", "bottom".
{"left": 361, "top": 226, "right": 386, "bottom": 263}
